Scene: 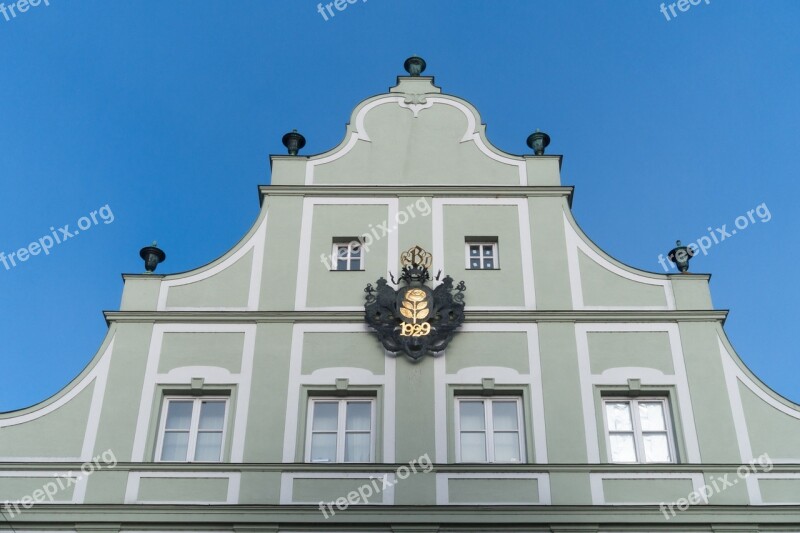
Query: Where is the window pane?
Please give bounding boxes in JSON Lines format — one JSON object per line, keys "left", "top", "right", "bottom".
{"left": 350, "top": 259, "right": 361, "bottom": 271}
{"left": 310, "top": 433, "right": 337, "bottom": 462}
{"left": 483, "top": 259, "right": 494, "bottom": 269}
{"left": 460, "top": 433, "right": 487, "bottom": 462}
{"left": 643, "top": 433, "right": 671, "bottom": 462}
{"left": 351, "top": 246, "right": 361, "bottom": 258}
{"left": 470, "top": 259, "right": 480, "bottom": 269}
{"left": 160, "top": 431, "right": 189, "bottom": 461}
{"left": 494, "top": 432, "right": 521, "bottom": 462}
{"left": 639, "top": 402, "right": 667, "bottom": 431}
{"left": 194, "top": 432, "right": 223, "bottom": 461}
{"left": 344, "top": 433, "right": 371, "bottom": 462}
{"left": 165, "top": 401, "right": 193, "bottom": 430}
{"left": 609, "top": 433, "right": 637, "bottom": 462}
{"left": 337, "top": 259, "right": 347, "bottom": 270}
{"left": 336, "top": 246, "right": 348, "bottom": 259}
{"left": 312, "top": 402, "right": 339, "bottom": 431}
{"left": 492, "top": 401, "right": 519, "bottom": 431}
{"left": 459, "top": 401, "right": 485, "bottom": 431}
{"left": 346, "top": 402, "right": 371, "bottom": 431}
{"left": 470, "top": 245, "right": 480, "bottom": 256}
{"left": 483, "top": 246, "right": 493, "bottom": 256}
{"left": 605, "top": 402, "right": 633, "bottom": 431}
{"left": 199, "top": 401, "right": 226, "bottom": 430}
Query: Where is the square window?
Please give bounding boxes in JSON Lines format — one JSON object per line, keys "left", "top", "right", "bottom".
{"left": 455, "top": 397, "right": 525, "bottom": 463}
{"left": 331, "top": 240, "right": 364, "bottom": 271}
{"left": 603, "top": 398, "right": 676, "bottom": 464}
{"left": 156, "top": 397, "right": 228, "bottom": 462}
{"left": 465, "top": 241, "right": 498, "bottom": 270}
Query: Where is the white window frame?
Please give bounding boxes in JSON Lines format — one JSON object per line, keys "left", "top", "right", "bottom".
{"left": 331, "top": 240, "right": 364, "bottom": 271}
{"left": 305, "top": 398, "right": 376, "bottom": 463}
{"left": 602, "top": 397, "right": 677, "bottom": 464}
{"left": 154, "top": 396, "right": 229, "bottom": 463}
{"left": 465, "top": 241, "right": 499, "bottom": 270}
{"left": 454, "top": 396, "right": 526, "bottom": 463}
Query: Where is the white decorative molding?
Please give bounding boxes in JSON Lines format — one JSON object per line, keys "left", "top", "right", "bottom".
{"left": 305, "top": 95, "right": 526, "bottom": 185}
{"left": 575, "top": 323, "right": 701, "bottom": 464}
{"left": 432, "top": 198, "right": 536, "bottom": 310}
{"left": 589, "top": 472, "right": 706, "bottom": 505}
{"left": 156, "top": 214, "right": 267, "bottom": 311}
{"left": 280, "top": 472, "right": 396, "bottom": 505}
{"left": 124, "top": 471, "right": 240, "bottom": 504}
{"left": 293, "top": 197, "right": 399, "bottom": 311}
{"left": 130, "top": 324, "right": 256, "bottom": 463}
{"left": 434, "top": 323, "right": 547, "bottom": 464}
{"left": 281, "top": 323, "right": 396, "bottom": 464}
{"left": 435, "top": 472, "right": 551, "bottom": 505}
{"left": 564, "top": 213, "right": 675, "bottom": 311}
{"left": 0, "top": 338, "right": 115, "bottom": 468}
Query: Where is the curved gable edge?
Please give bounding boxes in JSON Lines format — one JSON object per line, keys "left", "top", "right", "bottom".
{"left": 152, "top": 206, "right": 268, "bottom": 311}
{"left": 716, "top": 324, "right": 800, "bottom": 467}
{"left": 0, "top": 326, "right": 115, "bottom": 462}
{"left": 299, "top": 90, "right": 528, "bottom": 186}
{"left": 562, "top": 207, "right": 681, "bottom": 310}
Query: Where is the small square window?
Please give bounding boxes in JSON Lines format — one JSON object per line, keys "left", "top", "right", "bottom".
{"left": 455, "top": 397, "right": 525, "bottom": 463}
{"left": 465, "top": 241, "right": 498, "bottom": 270}
{"left": 306, "top": 398, "right": 375, "bottom": 463}
{"left": 331, "top": 240, "right": 363, "bottom": 271}
{"left": 603, "top": 397, "right": 676, "bottom": 464}
{"left": 156, "top": 397, "right": 228, "bottom": 462}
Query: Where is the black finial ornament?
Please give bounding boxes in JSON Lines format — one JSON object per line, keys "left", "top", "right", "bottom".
{"left": 364, "top": 245, "right": 466, "bottom": 362}
{"left": 282, "top": 129, "right": 306, "bottom": 156}
{"left": 526, "top": 130, "right": 551, "bottom": 155}
{"left": 668, "top": 240, "right": 694, "bottom": 273}
{"left": 139, "top": 241, "right": 166, "bottom": 273}
{"left": 403, "top": 56, "right": 426, "bottom": 77}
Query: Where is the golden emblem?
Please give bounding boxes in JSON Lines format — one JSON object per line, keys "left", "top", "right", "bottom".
{"left": 399, "top": 288, "right": 431, "bottom": 336}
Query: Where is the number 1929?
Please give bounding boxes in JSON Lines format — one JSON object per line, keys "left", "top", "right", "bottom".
{"left": 400, "top": 323, "right": 431, "bottom": 336}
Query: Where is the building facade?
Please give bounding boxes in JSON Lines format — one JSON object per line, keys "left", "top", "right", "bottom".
{"left": 2, "top": 58, "right": 800, "bottom": 532}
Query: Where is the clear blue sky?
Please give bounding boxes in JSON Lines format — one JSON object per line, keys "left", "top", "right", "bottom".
{"left": 1, "top": 1, "right": 798, "bottom": 411}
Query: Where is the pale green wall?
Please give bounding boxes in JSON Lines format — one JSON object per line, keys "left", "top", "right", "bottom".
{"left": 306, "top": 204, "right": 388, "bottom": 308}
{"left": 579, "top": 251, "right": 667, "bottom": 307}
{"left": 448, "top": 477, "right": 539, "bottom": 503}
{"left": 165, "top": 249, "right": 253, "bottom": 308}
{"left": 587, "top": 331, "right": 674, "bottom": 375}
{"left": 445, "top": 332, "right": 529, "bottom": 374}
{"left": 442, "top": 205, "right": 525, "bottom": 307}
{"left": 0, "top": 382, "right": 93, "bottom": 457}
{"left": 159, "top": 332, "right": 244, "bottom": 374}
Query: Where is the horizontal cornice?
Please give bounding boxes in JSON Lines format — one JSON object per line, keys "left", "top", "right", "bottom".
{"left": 104, "top": 309, "right": 729, "bottom": 325}
{"left": 8, "top": 503, "right": 800, "bottom": 523}
{"left": 0, "top": 461, "right": 786, "bottom": 473}
{"left": 259, "top": 184, "right": 574, "bottom": 202}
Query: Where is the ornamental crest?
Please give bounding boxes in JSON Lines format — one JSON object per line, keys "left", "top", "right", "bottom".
{"left": 364, "top": 246, "right": 466, "bottom": 361}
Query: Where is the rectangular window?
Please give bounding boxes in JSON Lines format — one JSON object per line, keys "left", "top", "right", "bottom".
{"left": 306, "top": 398, "right": 375, "bottom": 463}
{"left": 465, "top": 241, "right": 498, "bottom": 270}
{"left": 455, "top": 397, "right": 525, "bottom": 463}
{"left": 603, "top": 398, "right": 676, "bottom": 463}
{"left": 156, "top": 397, "right": 228, "bottom": 462}
{"left": 332, "top": 240, "right": 363, "bottom": 271}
